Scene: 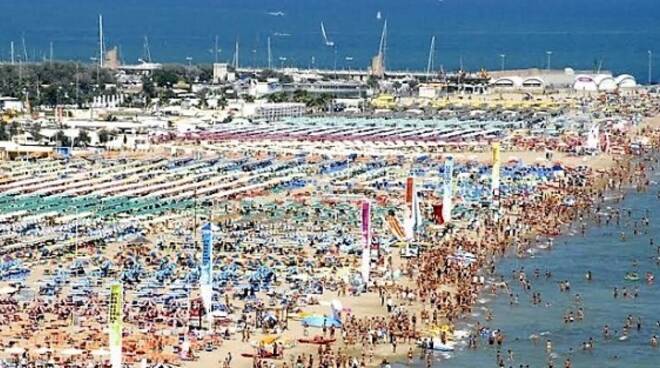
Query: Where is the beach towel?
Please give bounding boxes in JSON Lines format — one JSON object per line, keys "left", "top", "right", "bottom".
{"left": 385, "top": 215, "right": 406, "bottom": 240}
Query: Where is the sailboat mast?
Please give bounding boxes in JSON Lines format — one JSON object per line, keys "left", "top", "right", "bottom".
{"left": 267, "top": 36, "right": 272, "bottom": 69}
{"left": 214, "top": 35, "right": 219, "bottom": 63}
{"left": 378, "top": 20, "right": 388, "bottom": 71}
{"left": 233, "top": 39, "right": 239, "bottom": 69}
{"left": 21, "top": 36, "right": 28, "bottom": 63}
{"left": 99, "top": 14, "right": 104, "bottom": 68}
{"left": 144, "top": 36, "right": 152, "bottom": 63}
{"left": 10, "top": 41, "right": 14, "bottom": 65}
{"left": 426, "top": 35, "right": 435, "bottom": 77}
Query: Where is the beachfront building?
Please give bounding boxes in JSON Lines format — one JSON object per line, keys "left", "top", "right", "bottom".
{"left": 284, "top": 80, "right": 368, "bottom": 98}
{"left": 248, "top": 79, "right": 283, "bottom": 98}
{"left": 118, "top": 61, "right": 163, "bottom": 75}
{"left": 615, "top": 75, "right": 637, "bottom": 89}
{"left": 0, "top": 97, "right": 25, "bottom": 112}
{"left": 490, "top": 76, "right": 546, "bottom": 91}
{"left": 240, "top": 102, "right": 306, "bottom": 120}
{"left": 573, "top": 74, "right": 637, "bottom": 92}
{"left": 594, "top": 75, "right": 618, "bottom": 92}
{"left": 418, "top": 83, "right": 445, "bottom": 99}
{"left": 213, "top": 63, "right": 237, "bottom": 84}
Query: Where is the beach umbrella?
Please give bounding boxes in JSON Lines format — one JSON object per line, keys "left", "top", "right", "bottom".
{"left": 260, "top": 335, "right": 280, "bottom": 345}
{"left": 0, "top": 286, "right": 17, "bottom": 295}
{"left": 34, "top": 347, "right": 52, "bottom": 355}
{"left": 59, "top": 348, "right": 84, "bottom": 356}
{"left": 5, "top": 346, "right": 26, "bottom": 354}
{"left": 91, "top": 348, "right": 110, "bottom": 356}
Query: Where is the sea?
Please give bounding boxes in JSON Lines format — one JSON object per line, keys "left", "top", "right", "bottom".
{"left": 408, "top": 160, "right": 660, "bottom": 368}
{"left": 0, "top": 0, "right": 659, "bottom": 82}
{"left": 2, "top": 1, "right": 660, "bottom": 366}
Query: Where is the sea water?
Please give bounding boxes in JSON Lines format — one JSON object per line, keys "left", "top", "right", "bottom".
{"left": 0, "top": 0, "right": 659, "bottom": 82}
{"left": 428, "top": 167, "right": 660, "bottom": 367}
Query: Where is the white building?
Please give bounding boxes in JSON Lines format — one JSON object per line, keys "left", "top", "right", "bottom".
{"left": 490, "top": 76, "right": 545, "bottom": 90}
{"left": 247, "top": 102, "right": 306, "bottom": 121}
{"left": 213, "top": 63, "right": 236, "bottom": 84}
{"left": 615, "top": 74, "right": 637, "bottom": 89}
{"left": 0, "top": 97, "right": 24, "bottom": 112}
{"left": 248, "top": 79, "right": 282, "bottom": 98}
{"left": 573, "top": 74, "right": 637, "bottom": 92}
{"left": 418, "top": 83, "right": 443, "bottom": 99}
{"left": 594, "top": 75, "right": 618, "bottom": 92}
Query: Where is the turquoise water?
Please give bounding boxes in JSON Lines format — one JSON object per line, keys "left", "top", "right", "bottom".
{"left": 1, "top": 0, "right": 659, "bottom": 81}
{"left": 440, "top": 165, "right": 660, "bottom": 367}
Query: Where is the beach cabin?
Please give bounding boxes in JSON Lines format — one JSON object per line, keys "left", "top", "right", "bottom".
{"left": 491, "top": 76, "right": 523, "bottom": 90}
{"left": 522, "top": 77, "right": 545, "bottom": 90}
{"left": 573, "top": 75, "right": 598, "bottom": 92}
{"left": 615, "top": 74, "right": 637, "bottom": 89}
{"left": 595, "top": 75, "right": 617, "bottom": 92}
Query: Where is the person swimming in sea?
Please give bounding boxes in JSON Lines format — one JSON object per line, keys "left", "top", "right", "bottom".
{"left": 603, "top": 325, "right": 611, "bottom": 339}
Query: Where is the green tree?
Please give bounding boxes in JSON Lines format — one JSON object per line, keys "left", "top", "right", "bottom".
{"left": 218, "top": 95, "right": 228, "bottom": 110}
{"left": 98, "top": 129, "right": 110, "bottom": 143}
{"left": 292, "top": 89, "right": 310, "bottom": 104}
{"left": 8, "top": 121, "right": 19, "bottom": 137}
{"left": 267, "top": 92, "right": 289, "bottom": 103}
{"left": 78, "top": 130, "right": 91, "bottom": 146}
{"left": 307, "top": 93, "right": 332, "bottom": 111}
{"left": 28, "top": 124, "right": 41, "bottom": 141}
{"left": 366, "top": 76, "right": 379, "bottom": 90}
{"left": 0, "top": 122, "right": 8, "bottom": 141}
{"left": 55, "top": 130, "right": 70, "bottom": 147}
{"left": 198, "top": 65, "right": 213, "bottom": 82}
{"left": 153, "top": 68, "right": 182, "bottom": 87}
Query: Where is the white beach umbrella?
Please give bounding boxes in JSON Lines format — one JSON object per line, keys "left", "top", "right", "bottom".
{"left": 59, "top": 348, "right": 83, "bottom": 356}
{"left": 5, "top": 346, "right": 26, "bottom": 354}
{"left": 91, "top": 348, "right": 110, "bottom": 356}
{"left": 33, "top": 347, "right": 52, "bottom": 355}
{"left": 0, "top": 286, "right": 17, "bottom": 295}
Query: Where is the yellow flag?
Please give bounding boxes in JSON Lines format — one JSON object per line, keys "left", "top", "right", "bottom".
{"left": 492, "top": 142, "right": 501, "bottom": 166}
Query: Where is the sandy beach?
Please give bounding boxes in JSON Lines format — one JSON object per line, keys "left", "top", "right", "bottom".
{"left": 1, "top": 90, "right": 659, "bottom": 368}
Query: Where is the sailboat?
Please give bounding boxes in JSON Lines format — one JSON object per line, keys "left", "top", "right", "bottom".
{"left": 320, "top": 22, "right": 335, "bottom": 47}
{"left": 376, "top": 11, "right": 382, "bottom": 20}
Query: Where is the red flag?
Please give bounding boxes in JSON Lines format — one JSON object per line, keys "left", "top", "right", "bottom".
{"left": 405, "top": 177, "right": 414, "bottom": 204}
{"left": 433, "top": 204, "right": 444, "bottom": 225}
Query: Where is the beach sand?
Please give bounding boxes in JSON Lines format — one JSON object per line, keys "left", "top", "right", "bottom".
{"left": 2, "top": 109, "right": 658, "bottom": 368}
